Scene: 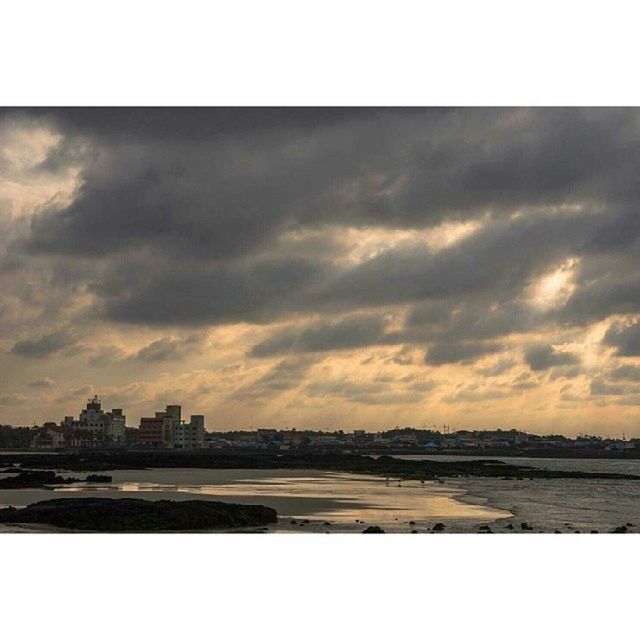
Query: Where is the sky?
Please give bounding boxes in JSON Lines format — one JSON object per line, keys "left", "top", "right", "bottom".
{"left": 2, "top": 107, "right": 640, "bottom": 435}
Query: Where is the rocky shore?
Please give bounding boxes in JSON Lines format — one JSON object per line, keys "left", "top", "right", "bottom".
{"left": 1, "top": 451, "right": 638, "bottom": 482}
{"left": 0, "top": 498, "right": 278, "bottom": 532}
{"left": 0, "top": 470, "right": 112, "bottom": 489}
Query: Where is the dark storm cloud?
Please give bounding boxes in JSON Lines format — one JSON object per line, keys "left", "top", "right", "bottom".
{"left": 249, "top": 315, "right": 387, "bottom": 357}
{"left": 524, "top": 345, "right": 580, "bottom": 371}
{"left": 10, "top": 330, "right": 77, "bottom": 358}
{"left": 23, "top": 109, "right": 417, "bottom": 260}
{"left": 8, "top": 107, "right": 414, "bottom": 142}
{"left": 96, "top": 255, "right": 327, "bottom": 326}
{"left": 6, "top": 107, "right": 640, "bottom": 365}
{"left": 20, "top": 108, "right": 640, "bottom": 262}
{"left": 425, "top": 341, "right": 503, "bottom": 365}
{"left": 311, "top": 211, "right": 597, "bottom": 313}
{"left": 602, "top": 321, "right": 640, "bottom": 357}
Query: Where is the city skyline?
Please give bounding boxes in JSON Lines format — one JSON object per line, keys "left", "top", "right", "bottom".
{"left": 2, "top": 108, "right": 640, "bottom": 435}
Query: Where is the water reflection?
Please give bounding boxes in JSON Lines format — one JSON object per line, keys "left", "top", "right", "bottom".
{"left": 46, "top": 469, "right": 510, "bottom": 531}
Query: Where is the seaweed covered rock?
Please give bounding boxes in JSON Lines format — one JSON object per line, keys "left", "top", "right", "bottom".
{"left": 0, "top": 498, "right": 277, "bottom": 532}
{"left": 0, "top": 471, "right": 77, "bottom": 488}
{"left": 0, "top": 471, "right": 111, "bottom": 489}
{"left": 85, "top": 474, "right": 112, "bottom": 483}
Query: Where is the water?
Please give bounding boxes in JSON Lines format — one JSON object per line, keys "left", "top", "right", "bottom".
{"left": 0, "top": 467, "right": 508, "bottom": 532}
{"left": 397, "top": 455, "right": 640, "bottom": 532}
{"left": 2, "top": 457, "right": 639, "bottom": 532}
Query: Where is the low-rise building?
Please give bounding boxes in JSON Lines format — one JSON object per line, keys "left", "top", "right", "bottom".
{"left": 33, "top": 424, "right": 69, "bottom": 449}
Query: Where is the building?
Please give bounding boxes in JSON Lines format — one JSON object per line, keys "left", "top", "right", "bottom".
{"left": 33, "top": 424, "right": 69, "bottom": 449}
{"left": 138, "top": 410, "right": 176, "bottom": 447}
{"left": 61, "top": 395, "right": 126, "bottom": 444}
{"left": 137, "top": 406, "right": 206, "bottom": 449}
{"left": 174, "top": 415, "right": 206, "bottom": 449}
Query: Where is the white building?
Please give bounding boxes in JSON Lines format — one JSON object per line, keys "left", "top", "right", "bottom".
{"left": 63, "top": 395, "right": 126, "bottom": 444}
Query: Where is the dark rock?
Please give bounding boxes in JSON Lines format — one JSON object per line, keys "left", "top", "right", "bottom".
{"left": 0, "top": 498, "right": 278, "bottom": 532}
{"left": 479, "top": 525, "right": 493, "bottom": 533}
{"left": 505, "top": 523, "right": 514, "bottom": 530}
{"left": 362, "top": 525, "right": 385, "bottom": 533}
{"left": 612, "top": 525, "right": 628, "bottom": 533}
{"left": 323, "top": 521, "right": 331, "bottom": 526}
{"left": 411, "top": 529, "right": 418, "bottom": 534}
{"left": 590, "top": 530, "right": 599, "bottom": 534}
{"left": 0, "top": 471, "right": 77, "bottom": 489}
{"left": 409, "top": 520, "right": 416, "bottom": 525}
{"left": 432, "top": 522, "right": 445, "bottom": 532}
{"left": 85, "top": 474, "right": 112, "bottom": 483}
{"left": 0, "top": 471, "right": 112, "bottom": 489}
{"left": 521, "top": 522, "right": 533, "bottom": 531}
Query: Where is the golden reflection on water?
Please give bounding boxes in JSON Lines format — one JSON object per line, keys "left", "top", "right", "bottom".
{"left": 53, "top": 471, "right": 509, "bottom": 526}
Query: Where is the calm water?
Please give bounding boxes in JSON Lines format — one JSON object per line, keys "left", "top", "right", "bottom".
{"left": 1, "top": 456, "right": 639, "bottom": 532}
{"left": 0, "top": 467, "right": 508, "bottom": 532}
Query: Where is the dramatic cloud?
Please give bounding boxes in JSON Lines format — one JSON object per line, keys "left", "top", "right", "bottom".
{"left": 610, "top": 365, "right": 640, "bottom": 381}
{"left": 476, "top": 358, "right": 516, "bottom": 377}
{"left": 590, "top": 377, "right": 628, "bottom": 396}
{"left": 603, "top": 321, "right": 640, "bottom": 357}
{"left": 231, "top": 357, "right": 317, "bottom": 401}
{"left": 250, "top": 315, "right": 387, "bottom": 357}
{"left": 524, "top": 345, "right": 580, "bottom": 371}
{"left": 131, "top": 335, "right": 203, "bottom": 363}
{"left": 10, "top": 330, "right": 77, "bottom": 358}
{"left": 426, "top": 341, "right": 503, "bottom": 366}
{"left": 2, "top": 107, "right": 640, "bottom": 433}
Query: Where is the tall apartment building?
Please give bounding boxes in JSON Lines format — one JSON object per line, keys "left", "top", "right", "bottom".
{"left": 61, "top": 395, "right": 126, "bottom": 444}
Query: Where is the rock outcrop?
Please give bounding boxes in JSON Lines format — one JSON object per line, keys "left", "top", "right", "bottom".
{"left": 0, "top": 498, "right": 278, "bottom": 532}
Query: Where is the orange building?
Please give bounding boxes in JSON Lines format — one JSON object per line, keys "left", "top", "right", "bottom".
{"left": 138, "top": 413, "right": 175, "bottom": 447}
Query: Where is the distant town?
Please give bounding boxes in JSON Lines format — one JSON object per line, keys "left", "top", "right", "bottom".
{"left": 0, "top": 394, "right": 639, "bottom": 457}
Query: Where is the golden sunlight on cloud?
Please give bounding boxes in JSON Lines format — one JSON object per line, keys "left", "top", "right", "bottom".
{"left": 528, "top": 258, "right": 579, "bottom": 310}
{"left": 0, "top": 118, "right": 81, "bottom": 218}
{"left": 320, "top": 219, "right": 485, "bottom": 266}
